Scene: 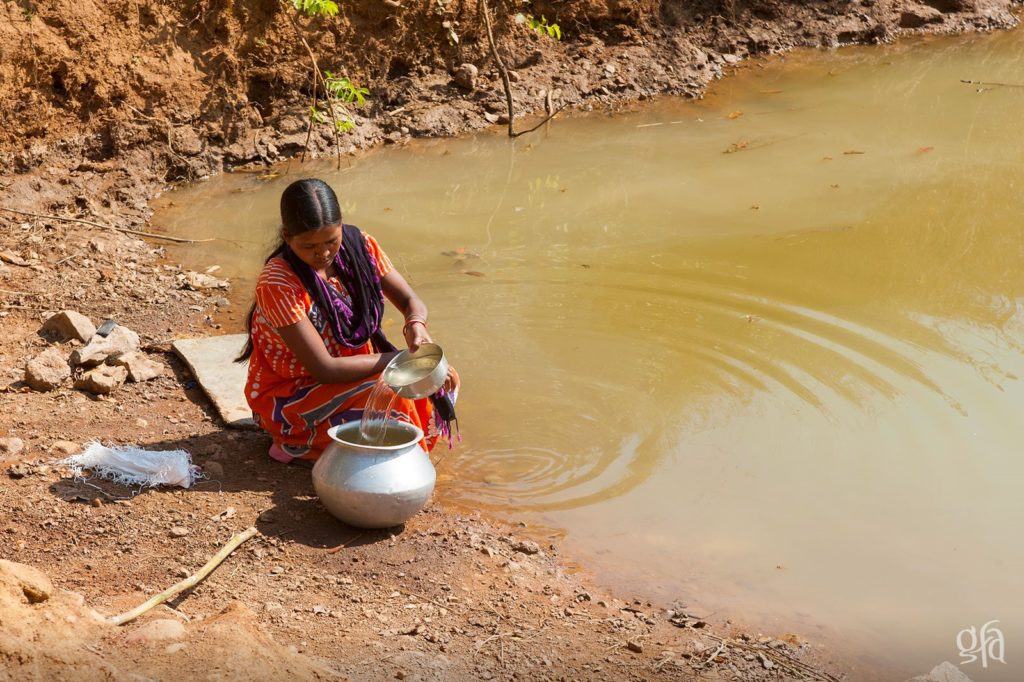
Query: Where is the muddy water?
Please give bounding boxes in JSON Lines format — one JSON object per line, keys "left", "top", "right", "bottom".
{"left": 154, "top": 28, "right": 1024, "bottom": 680}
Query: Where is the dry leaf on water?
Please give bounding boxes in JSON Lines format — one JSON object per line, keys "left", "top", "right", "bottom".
{"left": 727, "top": 110, "right": 744, "bottom": 120}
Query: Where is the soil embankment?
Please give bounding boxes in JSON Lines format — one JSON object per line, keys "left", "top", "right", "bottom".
{"left": 0, "top": 0, "right": 1018, "bottom": 679}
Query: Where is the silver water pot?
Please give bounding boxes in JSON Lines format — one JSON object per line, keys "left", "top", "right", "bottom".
{"left": 312, "top": 420, "right": 436, "bottom": 529}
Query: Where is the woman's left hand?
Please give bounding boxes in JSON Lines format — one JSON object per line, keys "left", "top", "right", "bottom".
{"left": 403, "top": 320, "right": 431, "bottom": 352}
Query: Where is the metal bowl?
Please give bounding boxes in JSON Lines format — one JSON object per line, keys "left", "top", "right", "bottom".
{"left": 382, "top": 342, "right": 448, "bottom": 399}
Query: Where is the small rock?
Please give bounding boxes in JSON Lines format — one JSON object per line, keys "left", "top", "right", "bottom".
{"left": 49, "top": 440, "right": 80, "bottom": 457}
{"left": 182, "top": 271, "right": 229, "bottom": 290}
{"left": 721, "top": 53, "right": 740, "bottom": 65}
{"left": 483, "top": 112, "right": 500, "bottom": 124}
{"left": 453, "top": 63, "right": 479, "bottom": 91}
{"left": 0, "top": 437, "right": 25, "bottom": 462}
{"left": 177, "top": 567, "right": 190, "bottom": 578}
{"left": 906, "top": 661, "right": 973, "bottom": 682}
{"left": 24, "top": 347, "right": 71, "bottom": 391}
{"left": 41, "top": 310, "right": 96, "bottom": 343}
{"left": 203, "top": 461, "right": 224, "bottom": 478}
{"left": 627, "top": 640, "right": 644, "bottom": 654}
{"left": 7, "top": 463, "right": 31, "bottom": 479}
{"left": 108, "top": 351, "right": 165, "bottom": 382}
{"left": 169, "top": 526, "right": 190, "bottom": 538}
{"left": 74, "top": 364, "right": 128, "bottom": 394}
{"left": 71, "top": 326, "right": 140, "bottom": 367}
{"left": 135, "top": 418, "right": 149, "bottom": 428}
{"left": 511, "top": 540, "right": 540, "bottom": 555}
{"left": 0, "top": 559, "right": 53, "bottom": 603}
{"left": 165, "top": 642, "right": 187, "bottom": 654}
{"left": 126, "top": 618, "right": 186, "bottom": 644}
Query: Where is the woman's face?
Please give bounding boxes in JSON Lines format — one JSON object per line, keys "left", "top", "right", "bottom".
{"left": 283, "top": 223, "right": 343, "bottom": 271}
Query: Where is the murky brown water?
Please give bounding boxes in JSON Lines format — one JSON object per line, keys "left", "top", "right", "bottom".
{"left": 154, "top": 28, "right": 1024, "bottom": 680}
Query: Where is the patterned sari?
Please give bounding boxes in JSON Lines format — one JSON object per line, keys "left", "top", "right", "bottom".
{"left": 244, "top": 232, "right": 439, "bottom": 460}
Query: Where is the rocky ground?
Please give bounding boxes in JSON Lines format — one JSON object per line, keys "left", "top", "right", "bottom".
{"left": 1, "top": 0, "right": 1018, "bottom": 679}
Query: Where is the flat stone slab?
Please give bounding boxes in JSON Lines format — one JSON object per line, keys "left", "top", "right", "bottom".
{"left": 172, "top": 334, "right": 255, "bottom": 429}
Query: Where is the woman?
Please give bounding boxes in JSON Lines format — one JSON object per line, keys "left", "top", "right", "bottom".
{"left": 236, "top": 178, "right": 458, "bottom": 462}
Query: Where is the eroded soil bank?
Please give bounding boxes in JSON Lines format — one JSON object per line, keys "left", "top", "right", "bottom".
{"left": 0, "top": 0, "right": 1018, "bottom": 679}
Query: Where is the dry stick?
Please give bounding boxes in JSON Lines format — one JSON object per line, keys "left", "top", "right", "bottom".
{"left": 283, "top": 5, "right": 344, "bottom": 169}
{"left": 480, "top": 0, "right": 566, "bottom": 139}
{"left": 326, "top": 531, "right": 364, "bottom": 554}
{"left": 960, "top": 79, "right": 1024, "bottom": 88}
{"left": 480, "top": 0, "right": 516, "bottom": 138}
{"left": 108, "top": 527, "right": 258, "bottom": 626}
{"left": 0, "top": 207, "right": 212, "bottom": 244}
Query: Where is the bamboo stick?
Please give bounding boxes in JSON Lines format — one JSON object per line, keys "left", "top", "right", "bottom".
{"left": 108, "top": 526, "right": 258, "bottom": 626}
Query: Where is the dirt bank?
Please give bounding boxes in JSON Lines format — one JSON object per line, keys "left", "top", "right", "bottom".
{"left": 1, "top": 0, "right": 1018, "bottom": 222}
{"left": 1, "top": 0, "right": 1019, "bottom": 679}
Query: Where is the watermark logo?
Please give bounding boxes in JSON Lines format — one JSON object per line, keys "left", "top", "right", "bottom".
{"left": 956, "top": 620, "right": 1006, "bottom": 668}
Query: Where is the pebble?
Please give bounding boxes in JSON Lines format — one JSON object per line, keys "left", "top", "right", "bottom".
{"left": 0, "top": 437, "right": 25, "bottom": 461}
{"left": 49, "top": 440, "right": 80, "bottom": 457}
{"left": 627, "top": 640, "right": 644, "bottom": 653}
{"left": 169, "top": 526, "right": 189, "bottom": 538}
{"left": 511, "top": 539, "right": 540, "bottom": 555}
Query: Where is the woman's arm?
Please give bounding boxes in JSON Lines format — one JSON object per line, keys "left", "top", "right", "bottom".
{"left": 381, "top": 269, "right": 432, "bottom": 351}
{"left": 276, "top": 316, "right": 397, "bottom": 384}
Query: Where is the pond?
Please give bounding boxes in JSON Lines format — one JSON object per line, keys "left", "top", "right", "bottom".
{"left": 153, "top": 27, "right": 1024, "bottom": 680}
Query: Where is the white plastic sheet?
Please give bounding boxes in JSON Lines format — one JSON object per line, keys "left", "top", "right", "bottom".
{"left": 57, "top": 441, "right": 200, "bottom": 488}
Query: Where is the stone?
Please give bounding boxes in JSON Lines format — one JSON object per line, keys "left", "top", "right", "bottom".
{"left": 483, "top": 112, "right": 500, "bottom": 124}
{"left": 24, "top": 346, "right": 72, "bottom": 391}
{"left": 899, "top": 5, "right": 943, "bottom": 27}
{"left": 626, "top": 640, "right": 644, "bottom": 654}
{"left": 126, "top": 618, "right": 186, "bottom": 644}
{"left": 511, "top": 539, "right": 540, "bottom": 555}
{"left": 172, "top": 335, "right": 254, "bottom": 428}
{"left": 169, "top": 526, "right": 190, "bottom": 538}
{"left": 906, "top": 662, "right": 973, "bottom": 682}
{"left": 453, "top": 63, "right": 478, "bottom": 91}
{"left": 0, "top": 437, "right": 25, "bottom": 462}
{"left": 71, "top": 326, "right": 140, "bottom": 367}
{"left": 42, "top": 310, "right": 96, "bottom": 343}
{"left": 74, "top": 364, "right": 128, "bottom": 394}
{"left": 0, "top": 559, "right": 53, "bottom": 603}
{"left": 49, "top": 440, "right": 79, "bottom": 457}
{"left": 109, "top": 351, "right": 165, "bottom": 382}
{"left": 182, "top": 271, "right": 229, "bottom": 290}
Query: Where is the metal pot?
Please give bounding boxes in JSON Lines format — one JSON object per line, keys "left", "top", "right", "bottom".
{"left": 311, "top": 420, "right": 436, "bottom": 529}
{"left": 382, "top": 342, "right": 448, "bottom": 400}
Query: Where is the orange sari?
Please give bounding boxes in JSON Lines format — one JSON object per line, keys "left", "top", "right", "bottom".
{"left": 244, "top": 232, "right": 438, "bottom": 460}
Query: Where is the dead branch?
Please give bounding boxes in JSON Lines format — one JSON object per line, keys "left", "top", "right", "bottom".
{"left": 0, "top": 207, "right": 213, "bottom": 244}
{"left": 109, "top": 527, "right": 258, "bottom": 626}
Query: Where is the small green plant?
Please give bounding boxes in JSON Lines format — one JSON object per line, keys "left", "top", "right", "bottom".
{"left": 291, "top": 0, "right": 338, "bottom": 17}
{"left": 517, "top": 13, "right": 561, "bottom": 40}
{"left": 309, "top": 71, "right": 369, "bottom": 133}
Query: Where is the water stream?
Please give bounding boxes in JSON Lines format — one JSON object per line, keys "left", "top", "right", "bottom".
{"left": 153, "top": 27, "right": 1024, "bottom": 680}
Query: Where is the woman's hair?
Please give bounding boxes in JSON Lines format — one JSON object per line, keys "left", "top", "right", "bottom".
{"left": 235, "top": 178, "right": 343, "bottom": 363}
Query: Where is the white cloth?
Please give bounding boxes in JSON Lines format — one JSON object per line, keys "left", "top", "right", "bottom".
{"left": 57, "top": 441, "right": 200, "bottom": 488}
